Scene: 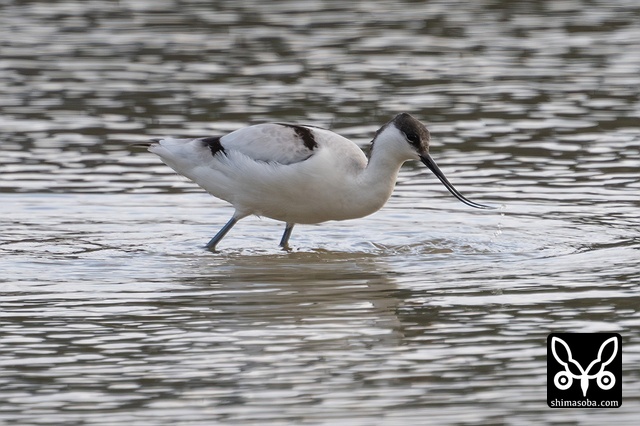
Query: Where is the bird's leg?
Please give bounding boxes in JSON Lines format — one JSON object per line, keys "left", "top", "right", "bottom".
{"left": 206, "top": 216, "right": 238, "bottom": 251}
{"left": 279, "top": 223, "right": 295, "bottom": 250}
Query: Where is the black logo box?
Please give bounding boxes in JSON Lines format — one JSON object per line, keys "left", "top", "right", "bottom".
{"left": 547, "top": 333, "right": 622, "bottom": 408}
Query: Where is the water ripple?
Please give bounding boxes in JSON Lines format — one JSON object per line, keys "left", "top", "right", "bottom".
{"left": 2, "top": 0, "right": 640, "bottom": 424}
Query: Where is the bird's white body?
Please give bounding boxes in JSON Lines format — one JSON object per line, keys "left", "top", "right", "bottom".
{"left": 151, "top": 124, "right": 408, "bottom": 223}
{"left": 143, "top": 113, "right": 491, "bottom": 250}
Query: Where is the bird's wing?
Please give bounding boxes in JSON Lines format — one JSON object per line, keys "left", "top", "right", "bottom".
{"left": 217, "top": 123, "right": 326, "bottom": 165}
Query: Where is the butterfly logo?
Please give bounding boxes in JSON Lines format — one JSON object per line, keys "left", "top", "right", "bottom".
{"left": 551, "top": 335, "right": 618, "bottom": 397}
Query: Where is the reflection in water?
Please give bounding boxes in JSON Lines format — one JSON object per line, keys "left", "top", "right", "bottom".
{"left": 1, "top": 0, "right": 640, "bottom": 424}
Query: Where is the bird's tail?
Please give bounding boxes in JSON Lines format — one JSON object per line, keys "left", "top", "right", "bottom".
{"left": 129, "top": 138, "right": 162, "bottom": 149}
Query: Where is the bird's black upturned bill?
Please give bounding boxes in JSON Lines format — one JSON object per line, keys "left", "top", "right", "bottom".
{"left": 420, "top": 154, "right": 495, "bottom": 209}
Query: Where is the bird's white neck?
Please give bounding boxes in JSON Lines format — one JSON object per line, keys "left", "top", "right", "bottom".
{"left": 364, "top": 144, "right": 407, "bottom": 183}
{"left": 349, "top": 138, "right": 413, "bottom": 216}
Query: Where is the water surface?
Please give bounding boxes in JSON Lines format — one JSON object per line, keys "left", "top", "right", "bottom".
{"left": 1, "top": 0, "right": 639, "bottom": 424}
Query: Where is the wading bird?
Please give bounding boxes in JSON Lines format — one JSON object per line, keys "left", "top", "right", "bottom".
{"left": 135, "top": 113, "right": 493, "bottom": 250}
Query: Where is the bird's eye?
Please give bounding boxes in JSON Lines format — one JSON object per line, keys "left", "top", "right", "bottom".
{"left": 405, "top": 133, "right": 419, "bottom": 144}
